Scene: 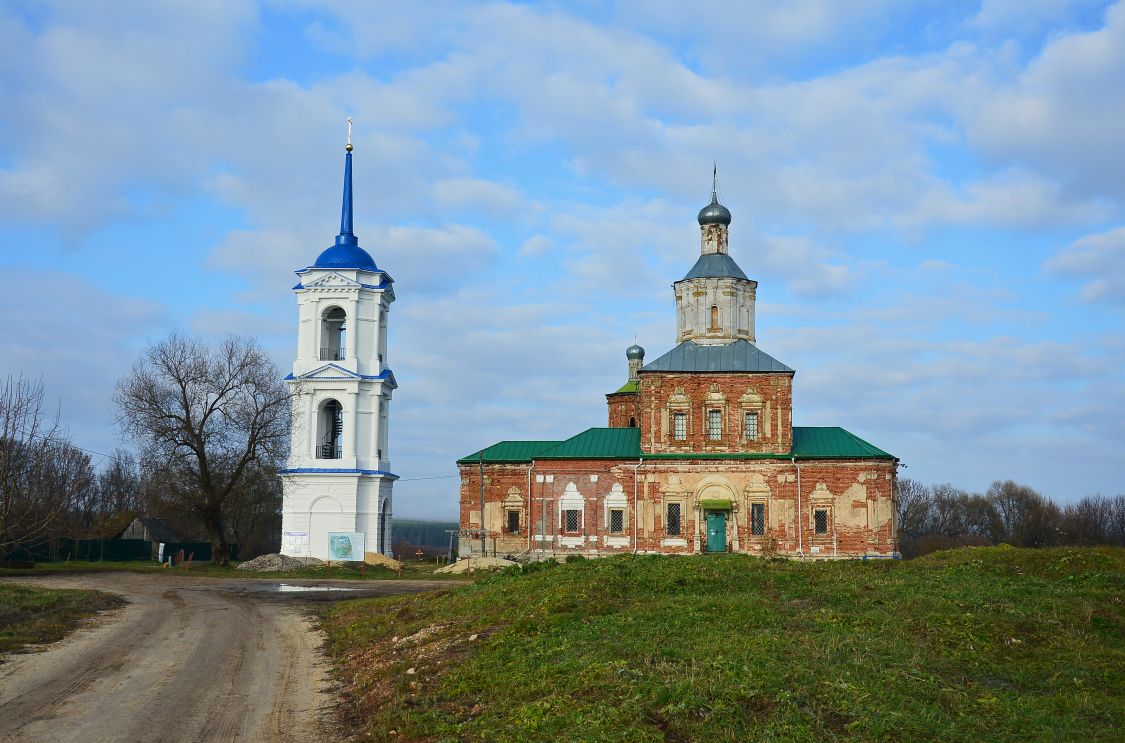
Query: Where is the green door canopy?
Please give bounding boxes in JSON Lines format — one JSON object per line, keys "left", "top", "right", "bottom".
{"left": 699, "top": 498, "right": 732, "bottom": 510}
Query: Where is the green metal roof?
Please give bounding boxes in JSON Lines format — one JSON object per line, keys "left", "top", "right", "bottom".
{"left": 608, "top": 380, "right": 639, "bottom": 394}
{"left": 791, "top": 427, "right": 895, "bottom": 459}
{"left": 460, "top": 426, "right": 894, "bottom": 464}
{"left": 457, "top": 440, "right": 561, "bottom": 464}
{"left": 538, "top": 428, "right": 643, "bottom": 459}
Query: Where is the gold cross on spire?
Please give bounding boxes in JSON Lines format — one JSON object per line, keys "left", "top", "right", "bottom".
{"left": 346, "top": 116, "right": 353, "bottom": 152}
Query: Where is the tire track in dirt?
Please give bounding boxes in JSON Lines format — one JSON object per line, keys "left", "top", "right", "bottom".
{"left": 0, "top": 574, "right": 447, "bottom": 742}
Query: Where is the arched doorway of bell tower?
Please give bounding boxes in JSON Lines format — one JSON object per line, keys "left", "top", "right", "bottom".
{"left": 309, "top": 495, "right": 343, "bottom": 559}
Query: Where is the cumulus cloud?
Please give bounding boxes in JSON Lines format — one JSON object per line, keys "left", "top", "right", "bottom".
{"left": 1044, "top": 225, "right": 1125, "bottom": 304}
{"left": 0, "top": 271, "right": 166, "bottom": 460}
{"left": 3, "top": 1, "right": 1125, "bottom": 513}
{"left": 969, "top": 0, "right": 1125, "bottom": 201}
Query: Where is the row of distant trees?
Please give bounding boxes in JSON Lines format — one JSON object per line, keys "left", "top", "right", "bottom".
{"left": 895, "top": 478, "right": 1125, "bottom": 558}
{"left": 1, "top": 332, "right": 288, "bottom": 566}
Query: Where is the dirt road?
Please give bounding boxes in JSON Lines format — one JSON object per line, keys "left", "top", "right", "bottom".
{"left": 0, "top": 573, "right": 450, "bottom": 742}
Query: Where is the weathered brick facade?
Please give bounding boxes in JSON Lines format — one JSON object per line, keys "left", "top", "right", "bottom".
{"left": 638, "top": 372, "right": 793, "bottom": 454}
{"left": 459, "top": 458, "right": 896, "bottom": 558}
{"left": 458, "top": 189, "right": 898, "bottom": 560}
{"left": 606, "top": 391, "right": 640, "bottom": 429}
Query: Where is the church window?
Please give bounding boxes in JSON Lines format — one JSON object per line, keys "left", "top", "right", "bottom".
{"left": 609, "top": 509, "right": 624, "bottom": 534}
{"left": 744, "top": 411, "right": 759, "bottom": 441}
{"left": 672, "top": 412, "right": 687, "bottom": 441}
{"left": 563, "top": 509, "right": 580, "bottom": 533}
{"left": 710, "top": 305, "right": 719, "bottom": 329}
{"left": 814, "top": 508, "right": 829, "bottom": 535}
{"left": 506, "top": 510, "right": 520, "bottom": 534}
{"left": 708, "top": 409, "right": 723, "bottom": 440}
{"left": 316, "top": 399, "right": 343, "bottom": 459}
{"left": 666, "top": 502, "right": 682, "bottom": 536}
{"left": 751, "top": 503, "right": 765, "bottom": 536}
{"left": 320, "top": 307, "right": 347, "bottom": 361}
{"left": 628, "top": 416, "right": 636, "bottom": 428}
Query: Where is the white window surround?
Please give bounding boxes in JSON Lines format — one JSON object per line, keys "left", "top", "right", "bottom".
{"left": 558, "top": 482, "right": 584, "bottom": 534}
{"left": 603, "top": 483, "right": 628, "bottom": 534}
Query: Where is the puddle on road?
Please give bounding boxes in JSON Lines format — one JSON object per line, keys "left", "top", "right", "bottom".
{"left": 239, "top": 583, "right": 361, "bottom": 593}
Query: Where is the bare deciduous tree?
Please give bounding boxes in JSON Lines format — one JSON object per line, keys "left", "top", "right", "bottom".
{"left": 115, "top": 332, "right": 290, "bottom": 565}
{"left": 97, "top": 449, "right": 142, "bottom": 517}
{"left": 0, "top": 376, "right": 86, "bottom": 561}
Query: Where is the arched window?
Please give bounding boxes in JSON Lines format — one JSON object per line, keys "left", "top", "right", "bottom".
{"left": 316, "top": 399, "right": 343, "bottom": 459}
{"left": 628, "top": 416, "right": 636, "bottom": 428}
{"left": 321, "top": 307, "right": 347, "bottom": 361}
{"left": 710, "top": 305, "right": 719, "bottom": 329}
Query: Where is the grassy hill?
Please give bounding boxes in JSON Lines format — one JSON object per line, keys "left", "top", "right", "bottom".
{"left": 323, "top": 547, "right": 1124, "bottom": 742}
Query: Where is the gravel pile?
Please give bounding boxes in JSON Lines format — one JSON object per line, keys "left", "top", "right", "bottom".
{"left": 236, "top": 553, "right": 324, "bottom": 572}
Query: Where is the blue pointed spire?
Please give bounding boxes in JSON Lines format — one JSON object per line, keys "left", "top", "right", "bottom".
{"left": 339, "top": 149, "right": 354, "bottom": 238}
{"left": 307, "top": 119, "right": 379, "bottom": 272}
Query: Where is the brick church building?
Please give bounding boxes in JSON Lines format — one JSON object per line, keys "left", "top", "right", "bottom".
{"left": 458, "top": 182, "right": 899, "bottom": 559}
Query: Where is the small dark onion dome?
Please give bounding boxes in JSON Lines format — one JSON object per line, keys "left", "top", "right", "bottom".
{"left": 697, "top": 195, "right": 732, "bottom": 226}
{"left": 626, "top": 344, "right": 645, "bottom": 360}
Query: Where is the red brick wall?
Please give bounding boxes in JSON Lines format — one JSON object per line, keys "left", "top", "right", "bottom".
{"left": 606, "top": 392, "right": 640, "bottom": 428}
{"left": 458, "top": 457, "right": 897, "bottom": 559}
{"left": 638, "top": 372, "right": 793, "bottom": 455}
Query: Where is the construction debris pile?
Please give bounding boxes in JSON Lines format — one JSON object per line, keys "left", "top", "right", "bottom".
{"left": 435, "top": 556, "right": 516, "bottom": 574}
{"left": 236, "top": 553, "right": 324, "bottom": 572}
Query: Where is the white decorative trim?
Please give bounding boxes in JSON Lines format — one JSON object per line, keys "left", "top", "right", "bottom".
{"left": 304, "top": 271, "right": 362, "bottom": 289}
{"left": 605, "top": 536, "right": 630, "bottom": 548}
{"left": 558, "top": 536, "right": 585, "bottom": 548}
{"left": 660, "top": 538, "right": 688, "bottom": 547}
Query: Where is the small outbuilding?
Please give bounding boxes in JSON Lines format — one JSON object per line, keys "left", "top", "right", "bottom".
{"left": 115, "top": 516, "right": 183, "bottom": 545}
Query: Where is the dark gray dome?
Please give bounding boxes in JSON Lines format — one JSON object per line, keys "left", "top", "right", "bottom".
{"left": 626, "top": 344, "right": 645, "bottom": 360}
{"left": 697, "top": 196, "right": 731, "bottom": 226}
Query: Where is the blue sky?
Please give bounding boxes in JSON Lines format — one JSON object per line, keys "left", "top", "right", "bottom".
{"left": 1, "top": 0, "right": 1123, "bottom": 519}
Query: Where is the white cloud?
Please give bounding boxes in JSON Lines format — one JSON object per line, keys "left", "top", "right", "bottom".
{"left": 1044, "top": 225, "right": 1125, "bottom": 304}
{"left": 970, "top": 1, "right": 1125, "bottom": 201}
{"left": 0, "top": 270, "right": 166, "bottom": 460}
{"left": 431, "top": 177, "right": 523, "bottom": 217}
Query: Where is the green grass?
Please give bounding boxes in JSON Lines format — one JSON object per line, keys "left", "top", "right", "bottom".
{"left": 322, "top": 546, "right": 1125, "bottom": 742}
{"left": 0, "top": 583, "right": 126, "bottom": 658}
{"left": 0, "top": 559, "right": 463, "bottom": 581}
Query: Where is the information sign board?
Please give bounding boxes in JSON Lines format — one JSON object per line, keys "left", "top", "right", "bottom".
{"left": 326, "top": 532, "right": 365, "bottom": 561}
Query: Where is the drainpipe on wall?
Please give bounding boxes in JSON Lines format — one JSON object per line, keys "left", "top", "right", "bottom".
{"left": 515, "top": 464, "right": 533, "bottom": 558}
{"left": 791, "top": 456, "right": 804, "bottom": 557}
{"left": 479, "top": 451, "right": 485, "bottom": 557}
{"left": 632, "top": 458, "right": 643, "bottom": 555}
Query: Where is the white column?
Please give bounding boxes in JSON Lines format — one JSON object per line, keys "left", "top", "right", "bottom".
{"left": 370, "top": 392, "right": 382, "bottom": 461}
{"left": 345, "top": 390, "right": 359, "bottom": 460}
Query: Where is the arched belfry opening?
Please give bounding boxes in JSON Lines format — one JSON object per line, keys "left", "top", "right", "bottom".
{"left": 316, "top": 398, "right": 343, "bottom": 459}
{"left": 321, "top": 306, "right": 347, "bottom": 360}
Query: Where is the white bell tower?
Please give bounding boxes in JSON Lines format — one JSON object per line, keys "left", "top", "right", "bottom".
{"left": 280, "top": 121, "right": 397, "bottom": 559}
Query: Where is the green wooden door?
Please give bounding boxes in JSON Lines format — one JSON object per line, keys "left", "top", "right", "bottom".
{"left": 705, "top": 511, "right": 727, "bottom": 553}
